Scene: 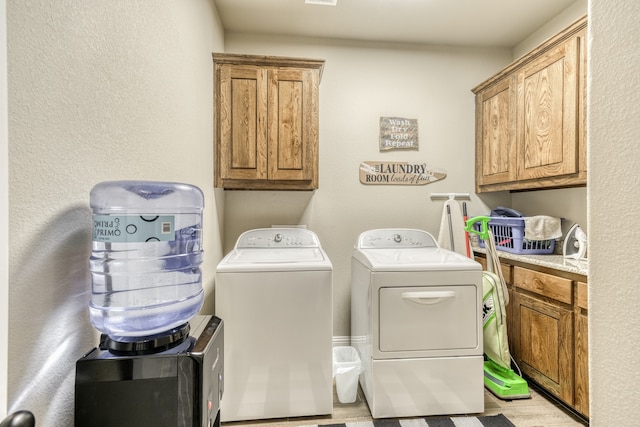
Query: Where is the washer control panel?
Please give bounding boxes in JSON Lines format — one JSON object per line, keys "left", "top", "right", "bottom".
{"left": 235, "top": 228, "right": 320, "bottom": 248}
{"left": 357, "top": 229, "right": 438, "bottom": 249}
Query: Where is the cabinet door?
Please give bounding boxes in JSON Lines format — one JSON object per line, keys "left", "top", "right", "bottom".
{"left": 513, "top": 292, "right": 574, "bottom": 403}
{"left": 517, "top": 36, "right": 580, "bottom": 181}
{"left": 575, "top": 281, "right": 589, "bottom": 417}
{"left": 475, "top": 75, "right": 517, "bottom": 188}
{"left": 218, "top": 64, "right": 268, "bottom": 181}
{"left": 267, "top": 68, "right": 319, "bottom": 184}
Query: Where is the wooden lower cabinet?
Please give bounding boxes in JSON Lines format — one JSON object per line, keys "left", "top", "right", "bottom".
{"left": 574, "top": 281, "right": 590, "bottom": 417}
{"left": 512, "top": 290, "right": 574, "bottom": 403}
{"left": 512, "top": 266, "right": 589, "bottom": 418}
{"left": 475, "top": 255, "right": 588, "bottom": 418}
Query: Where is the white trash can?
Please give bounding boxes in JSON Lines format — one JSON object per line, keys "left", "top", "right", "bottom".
{"left": 332, "top": 346, "right": 362, "bottom": 404}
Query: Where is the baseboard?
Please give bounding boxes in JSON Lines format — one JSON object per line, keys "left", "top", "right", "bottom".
{"left": 332, "top": 336, "right": 351, "bottom": 347}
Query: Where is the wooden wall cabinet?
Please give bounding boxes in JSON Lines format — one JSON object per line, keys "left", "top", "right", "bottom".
{"left": 213, "top": 54, "right": 325, "bottom": 190}
{"left": 473, "top": 16, "right": 587, "bottom": 192}
{"left": 475, "top": 74, "right": 518, "bottom": 187}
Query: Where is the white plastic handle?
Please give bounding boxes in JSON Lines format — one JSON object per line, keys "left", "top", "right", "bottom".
{"left": 401, "top": 290, "right": 456, "bottom": 305}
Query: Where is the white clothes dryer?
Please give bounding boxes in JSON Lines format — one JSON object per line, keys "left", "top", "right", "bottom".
{"left": 216, "top": 228, "right": 333, "bottom": 422}
{"left": 351, "top": 229, "right": 484, "bottom": 418}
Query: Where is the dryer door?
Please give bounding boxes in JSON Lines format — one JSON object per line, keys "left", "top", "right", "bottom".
{"left": 378, "top": 285, "right": 480, "bottom": 357}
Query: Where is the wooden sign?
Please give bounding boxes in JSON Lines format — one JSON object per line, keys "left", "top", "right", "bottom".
{"left": 379, "top": 117, "right": 418, "bottom": 150}
{"left": 359, "top": 161, "right": 446, "bottom": 185}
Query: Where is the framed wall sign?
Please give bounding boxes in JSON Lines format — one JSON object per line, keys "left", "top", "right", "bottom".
{"left": 359, "top": 161, "right": 446, "bottom": 185}
{"left": 379, "top": 117, "right": 418, "bottom": 151}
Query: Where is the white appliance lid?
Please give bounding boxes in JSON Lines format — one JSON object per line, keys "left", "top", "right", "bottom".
{"left": 216, "top": 228, "right": 333, "bottom": 272}
{"left": 217, "top": 247, "right": 332, "bottom": 271}
{"left": 353, "top": 247, "right": 480, "bottom": 271}
{"left": 223, "top": 247, "right": 326, "bottom": 264}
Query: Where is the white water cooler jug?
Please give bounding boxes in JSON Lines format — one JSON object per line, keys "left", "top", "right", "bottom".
{"left": 89, "top": 180, "right": 204, "bottom": 339}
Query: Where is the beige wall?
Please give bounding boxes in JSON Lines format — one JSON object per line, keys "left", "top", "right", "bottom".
{"left": 589, "top": 0, "right": 640, "bottom": 424}
{"left": 1, "top": 0, "right": 7, "bottom": 415}
{"left": 514, "top": 0, "right": 588, "bottom": 58}
{"left": 6, "top": 1, "right": 225, "bottom": 424}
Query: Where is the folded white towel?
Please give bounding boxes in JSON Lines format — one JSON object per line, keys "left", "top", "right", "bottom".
{"left": 523, "top": 216, "right": 562, "bottom": 241}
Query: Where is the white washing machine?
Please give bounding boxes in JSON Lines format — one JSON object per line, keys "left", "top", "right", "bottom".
{"left": 351, "top": 229, "right": 484, "bottom": 419}
{"left": 215, "top": 228, "right": 333, "bottom": 422}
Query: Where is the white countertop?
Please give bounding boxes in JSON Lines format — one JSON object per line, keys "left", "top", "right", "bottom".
{"left": 473, "top": 246, "right": 588, "bottom": 277}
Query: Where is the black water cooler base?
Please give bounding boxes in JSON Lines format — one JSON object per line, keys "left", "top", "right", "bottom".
{"left": 75, "top": 316, "right": 223, "bottom": 427}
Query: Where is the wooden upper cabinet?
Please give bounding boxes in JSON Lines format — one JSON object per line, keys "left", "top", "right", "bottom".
{"left": 267, "top": 68, "right": 318, "bottom": 182}
{"left": 473, "top": 16, "right": 587, "bottom": 192}
{"left": 218, "top": 65, "right": 268, "bottom": 182}
{"left": 213, "top": 54, "right": 324, "bottom": 190}
{"left": 517, "top": 37, "right": 579, "bottom": 181}
{"left": 475, "top": 74, "right": 517, "bottom": 186}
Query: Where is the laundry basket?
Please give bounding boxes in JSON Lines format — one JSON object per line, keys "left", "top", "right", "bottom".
{"left": 474, "top": 217, "right": 555, "bottom": 255}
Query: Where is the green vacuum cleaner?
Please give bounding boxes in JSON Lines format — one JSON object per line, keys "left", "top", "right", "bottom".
{"left": 465, "top": 216, "right": 531, "bottom": 400}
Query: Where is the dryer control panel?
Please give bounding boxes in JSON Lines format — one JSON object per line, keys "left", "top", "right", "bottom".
{"left": 357, "top": 229, "right": 438, "bottom": 249}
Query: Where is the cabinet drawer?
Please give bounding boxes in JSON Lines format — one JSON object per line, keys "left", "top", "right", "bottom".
{"left": 577, "top": 281, "right": 588, "bottom": 310}
{"left": 514, "top": 267, "right": 572, "bottom": 304}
